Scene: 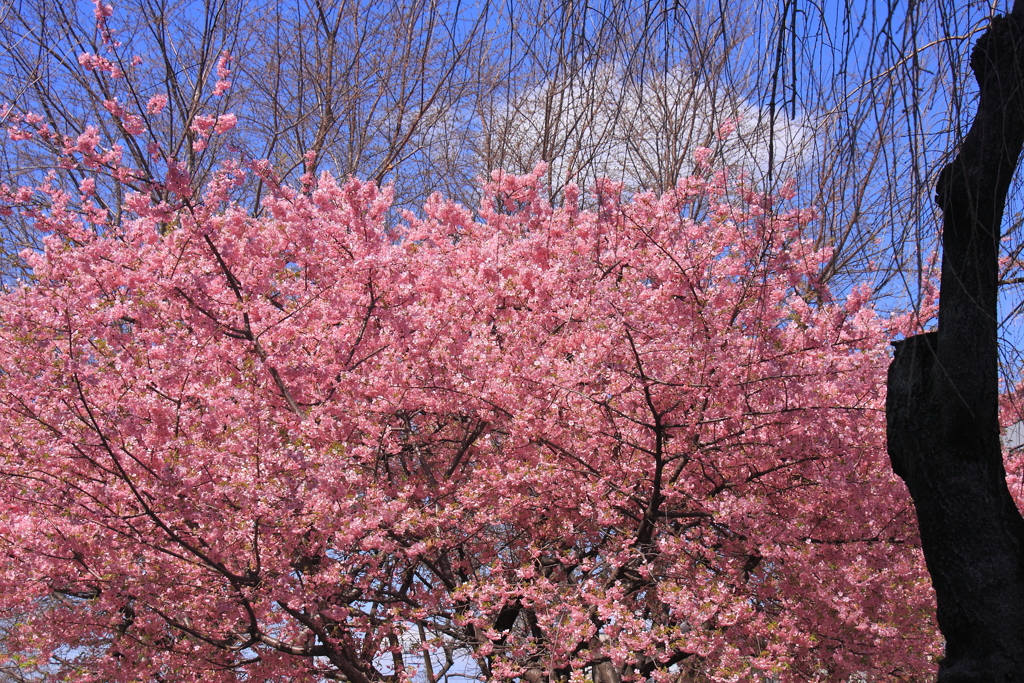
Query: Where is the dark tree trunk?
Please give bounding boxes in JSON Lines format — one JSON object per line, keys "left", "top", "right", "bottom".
{"left": 886, "top": 6, "right": 1024, "bottom": 681}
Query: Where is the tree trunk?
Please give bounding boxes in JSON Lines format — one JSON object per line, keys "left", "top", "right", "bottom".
{"left": 886, "top": 6, "right": 1024, "bottom": 681}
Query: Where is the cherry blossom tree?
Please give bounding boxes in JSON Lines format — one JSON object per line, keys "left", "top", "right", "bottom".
{"left": 0, "top": 79, "right": 944, "bottom": 680}
{"left": 0, "top": 1, "right": 961, "bottom": 679}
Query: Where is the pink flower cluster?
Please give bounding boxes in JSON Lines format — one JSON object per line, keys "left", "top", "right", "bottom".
{"left": 0, "top": 160, "right": 940, "bottom": 681}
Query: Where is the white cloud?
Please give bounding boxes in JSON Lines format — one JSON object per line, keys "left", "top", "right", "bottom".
{"left": 478, "top": 64, "right": 812, "bottom": 196}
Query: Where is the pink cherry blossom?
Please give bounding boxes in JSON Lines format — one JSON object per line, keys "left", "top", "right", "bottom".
{"left": 0, "top": 154, "right": 941, "bottom": 681}
{"left": 103, "top": 98, "right": 146, "bottom": 135}
{"left": 147, "top": 94, "right": 168, "bottom": 115}
{"left": 77, "top": 52, "right": 124, "bottom": 78}
{"left": 213, "top": 51, "right": 232, "bottom": 95}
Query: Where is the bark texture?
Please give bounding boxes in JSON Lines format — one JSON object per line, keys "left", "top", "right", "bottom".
{"left": 887, "top": 6, "right": 1024, "bottom": 682}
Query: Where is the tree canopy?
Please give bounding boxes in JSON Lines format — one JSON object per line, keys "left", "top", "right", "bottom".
{"left": 0, "top": 142, "right": 937, "bottom": 679}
